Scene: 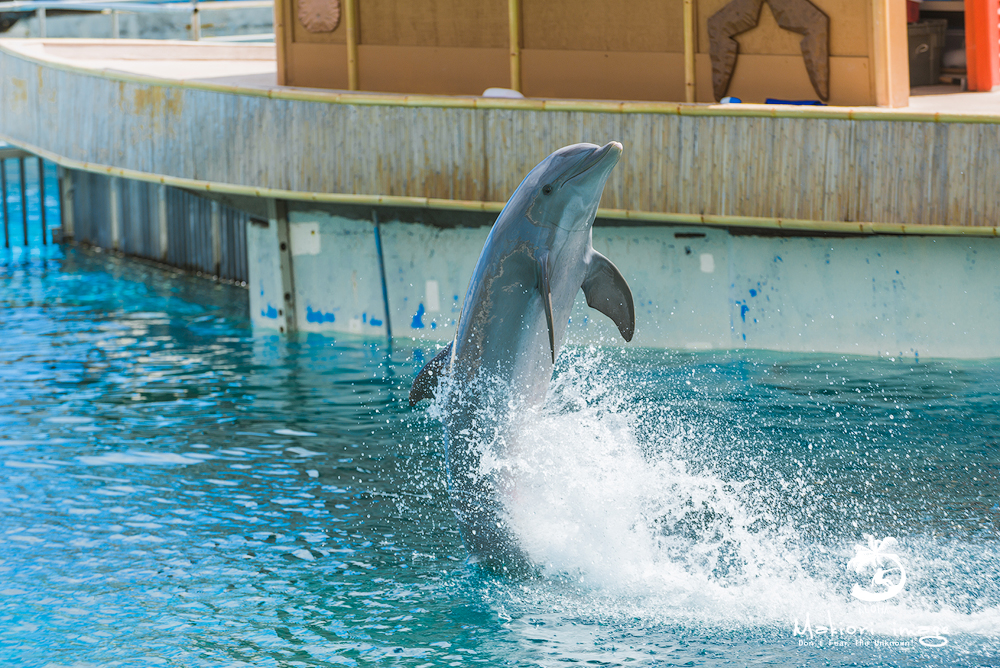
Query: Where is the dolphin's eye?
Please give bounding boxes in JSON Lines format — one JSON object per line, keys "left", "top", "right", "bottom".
{"left": 542, "top": 184, "right": 553, "bottom": 195}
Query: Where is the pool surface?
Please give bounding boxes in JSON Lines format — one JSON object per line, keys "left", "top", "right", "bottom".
{"left": 1, "top": 247, "right": 998, "bottom": 666}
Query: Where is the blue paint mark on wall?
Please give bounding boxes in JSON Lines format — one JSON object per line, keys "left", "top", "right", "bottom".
{"left": 370, "top": 318, "right": 383, "bottom": 327}
{"left": 734, "top": 300, "right": 749, "bottom": 322}
{"left": 749, "top": 289, "right": 758, "bottom": 297}
{"left": 774, "top": 256, "right": 782, "bottom": 263}
{"left": 305, "top": 306, "right": 336, "bottom": 323}
{"left": 411, "top": 303, "right": 426, "bottom": 329}
{"left": 430, "top": 322, "right": 437, "bottom": 330}
{"left": 262, "top": 304, "right": 279, "bottom": 319}
{"left": 362, "top": 313, "right": 367, "bottom": 324}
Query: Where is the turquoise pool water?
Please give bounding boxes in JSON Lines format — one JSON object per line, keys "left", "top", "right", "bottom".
{"left": 1, "top": 246, "right": 998, "bottom": 666}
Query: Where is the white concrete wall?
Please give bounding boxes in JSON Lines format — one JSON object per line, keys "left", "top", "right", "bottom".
{"left": 247, "top": 217, "right": 285, "bottom": 331}
{"left": 287, "top": 212, "right": 387, "bottom": 337}
{"left": 250, "top": 208, "right": 1000, "bottom": 359}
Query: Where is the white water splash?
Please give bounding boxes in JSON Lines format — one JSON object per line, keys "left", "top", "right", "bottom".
{"left": 495, "top": 349, "right": 1000, "bottom": 641}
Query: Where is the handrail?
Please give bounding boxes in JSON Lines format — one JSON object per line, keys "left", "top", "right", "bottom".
{"left": 0, "top": 0, "right": 271, "bottom": 14}
{"left": 2, "top": 0, "right": 273, "bottom": 41}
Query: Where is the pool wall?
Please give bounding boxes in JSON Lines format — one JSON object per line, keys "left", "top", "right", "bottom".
{"left": 249, "top": 205, "right": 1000, "bottom": 359}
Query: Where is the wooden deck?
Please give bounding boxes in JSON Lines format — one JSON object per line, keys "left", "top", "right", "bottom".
{"left": 1, "top": 39, "right": 999, "bottom": 232}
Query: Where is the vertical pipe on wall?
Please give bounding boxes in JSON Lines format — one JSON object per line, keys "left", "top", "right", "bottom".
{"left": 345, "top": 0, "right": 359, "bottom": 91}
{"left": 683, "top": 0, "right": 696, "bottom": 103}
{"left": 109, "top": 177, "right": 121, "bottom": 250}
{"left": 157, "top": 184, "right": 168, "bottom": 261}
{"left": 372, "top": 210, "right": 393, "bottom": 346}
{"left": 37, "top": 8, "right": 46, "bottom": 38}
{"left": 508, "top": 0, "right": 522, "bottom": 92}
{"left": 111, "top": 10, "right": 120, "bottom": 38}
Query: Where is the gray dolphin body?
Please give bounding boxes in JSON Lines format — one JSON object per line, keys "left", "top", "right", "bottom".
{"left": 410, "top": 142, "right": 635, "bottom": 573}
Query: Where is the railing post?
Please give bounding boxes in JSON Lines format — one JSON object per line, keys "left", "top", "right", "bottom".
{"left": 109, "top": 176, "right": 121, "bottom": 251}
{"left": 37, "top": 7, "right": 46, "bottom": 38}
{"left": 18, "top": 158, "right": 27, "bottom": 246}
{"left": 37, "top": 158, "right": 47, "bottom": 245}
{"left": 210, "top": 200, "right": 221, "bottom": 277}
{"left": 111, "top": 10, "right": 120, "bottom": 38}
{"left": 191, "top": 1, "right": 201, "bottom": 41}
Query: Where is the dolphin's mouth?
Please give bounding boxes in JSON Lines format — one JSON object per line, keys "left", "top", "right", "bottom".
{"left": 563, "top": 141, "right": 623, "bottom": 185}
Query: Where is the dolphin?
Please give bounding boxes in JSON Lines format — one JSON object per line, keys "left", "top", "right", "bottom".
{"left": 409, "top": 141, "right": 635, "bottom": 573}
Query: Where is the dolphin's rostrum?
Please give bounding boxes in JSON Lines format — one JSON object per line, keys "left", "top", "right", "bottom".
{"left": 410, "top": 142, "right": 635, "bottom": 573}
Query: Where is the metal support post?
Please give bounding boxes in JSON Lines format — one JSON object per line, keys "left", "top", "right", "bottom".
{"left": 157, "top": 184, "right": 168, "bottom": 261}
{"left": 210, "top": 200, "right": 221, "bottom": 277}
{"left": 109, "top": 176, "right": 121, "bottom": 251}
{"left": 57, "top": 166, "right": 73, "bottom": 242}
{"left": 18, "top": 158, "right": 27, "bottom": 245}
{"left": 191, "top": 2, "right": 201, "bottom": 40}
{"left": 0, "top": 160, "right": 7, "bottom": 249}
{"left": 37, "top": 7, "right": 46, "bottom": 38}
{"left": 37, "top": 158, "right": 47, "bottom": 245}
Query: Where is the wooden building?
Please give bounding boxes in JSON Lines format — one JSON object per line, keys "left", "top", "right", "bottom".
{"left": 275, "top": 0, "right": 915, "bottom": 106}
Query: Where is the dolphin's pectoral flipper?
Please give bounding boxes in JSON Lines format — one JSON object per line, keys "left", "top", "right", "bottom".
{"left": 408, "top": 341, "right": 454, "bottom": 407}
{"left": 537, "top": 251, "right": 556, "bottom": 363}
{"left": 582, "top": 251, "right": 635, "bottom": 342}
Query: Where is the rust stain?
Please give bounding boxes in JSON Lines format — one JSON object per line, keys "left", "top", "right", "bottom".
{"left": 165, "top": 88, "right": 183, "bottom": 116}
{"left": 133, "top": 87, "right": 161, "bottom": 115}
{"left": 10, "top": 78, "right": 27, "bottom": 104}
{"left": 132, "top": 86, "right": 184, "bottom": 116}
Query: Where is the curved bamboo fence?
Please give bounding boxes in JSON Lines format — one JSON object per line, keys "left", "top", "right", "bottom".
{"left": 1, "top": 40, "right": 999, "bottom": 230}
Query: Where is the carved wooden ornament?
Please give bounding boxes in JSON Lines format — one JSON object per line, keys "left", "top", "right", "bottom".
{"left": 708, "top": 0, "right": 830, "bottom": 102}
{"left": 298, "top": 0, "right": 340, "bottom": 33}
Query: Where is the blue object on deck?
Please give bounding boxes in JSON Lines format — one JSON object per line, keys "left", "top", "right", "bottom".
{"left": 720, "top": 96, "right": 742, "bottom": 103}
{"left": 765, "top": 98, "right": 826, "bottom": 106}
